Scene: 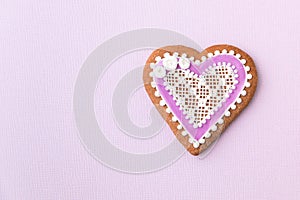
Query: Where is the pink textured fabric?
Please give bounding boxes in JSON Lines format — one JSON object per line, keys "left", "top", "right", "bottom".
{"left": 0, "top": 0, "right": 300, "bottom": 199}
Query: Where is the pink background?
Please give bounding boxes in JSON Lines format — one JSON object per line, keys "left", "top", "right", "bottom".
{"left": 1, "top": 0, "right": 300, "bottom": 199}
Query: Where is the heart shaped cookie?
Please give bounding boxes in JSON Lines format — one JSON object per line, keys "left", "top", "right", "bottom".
{"left": 143, "top": 45, "right": 257, "bottom": 156}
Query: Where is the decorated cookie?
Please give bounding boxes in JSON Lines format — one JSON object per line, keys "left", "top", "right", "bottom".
{"left": 143, "top": 45, "right": 257, "bottom": 156}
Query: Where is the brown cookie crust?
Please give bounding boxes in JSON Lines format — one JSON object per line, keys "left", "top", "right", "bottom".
{"left": 143, "top": 45, "right": 257, "bottom": 156}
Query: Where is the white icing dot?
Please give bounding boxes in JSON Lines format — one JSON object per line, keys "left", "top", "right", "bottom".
{"left": 245, "top": 66, "right": 250, "bottom": 71}
{"left": 241, "top": 59, "right": 246, "bottom": 64}
{"left": 177, "top": 124, "right": 182, "bottom": 130}
{"left": 181, "top": 53, "right": 187, "bottom": 58}
{"left": 234, "top": 74, "right": 239, "bottom": 78}
{"left": 195, "top": 60, "right": 201, "bottom": 66}
{"left": 207, "top": 53, "right": 213, "bottom": 58}
{"left": 181, "top": 131, "right": 188, "bottom": 136}
{"left": 153, "top": 65, "right": 166, "bottom": 78}
{"left": 241, "top": 90, "right": 247, "bottom": 96}
{"left": 218, "top": 118, "right": 224, "bottom": 124}
{"left": 245, "top": 82, "right": 251, "bottom": 87}
{"left": 188, "top": 137, "right": 194, "bottom": 144}
{"left": 154, "top": 91, "right": 160, "bottom": 97}
{"left": 173, "top": 52, "right": 179, "bottom": 57}
{"left": 166, "top": 107, "right": 171, "bottom": 113}
{"left": 178, "top": 57, "right": 191, "bottom": 69}
{"left": 189, "top": 56, "right": 194, "bottom": 61}
{"left": 211, "top": 125, "right": 217, "bottom": 131}
{"left": 159, "top": 100, "right": 166, "bottom": 106}
{"left": 225, "top": 111, "right": 231, "bottom": 117}
{"left": 149, "top": 72, "right": 154, "bottom": 77}
{"left": 229, "top": 50, "right": 234, "bottom": 55}
{"left": 193, "top": 141, "right": 200, "bottom": 148}
{"left": 172, "top": 116, "right": 177, "bottom": 122}
{"left": 155, "top": 56, "right": 161, "bottom": 62}
{"left": 235, "top": 54, "right": 241, "bottom": 58}
{"left": 150, "top": 63, "right": 155, "bottom": 69}
{"left": 162, "top": 56, "right": 178, "bottom": 71}
{"left": 150, "top": 82, "right": 156, "bottom": 88}
{"left": 234, "top": 69, "right": 238, "bottom": 73}
{"left": 231, "top": 104, "right": 237, "bottom": 110}
{"left": 199, "top": 138, "right": 205, "bottom": 144}
{"left": 163, "top": 52, "right": 170, "bottom": 58}
{"left": 247, "top": 74, "right": 253, "bottom": 79}
{"left": 236, "top": 98, "right": 242, "bottom": 104}
{"left": 201, "top": 56, "right": 206, "bottom": 61}
{"left": 193, "top": 123, "right": 198, "bottom": 128}
{"left": 204, "top": 132, "right": 211, "bottom": 138}
{"left": 222, "top": 49, "right": 227, "bottom": 54}
{"left": 214, "top": 50, "right": 220, "bottom": 55}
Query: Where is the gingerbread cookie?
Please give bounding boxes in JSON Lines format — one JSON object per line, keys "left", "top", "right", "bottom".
{"left": 143, "top": 45, "right": 257, "bottom": 156}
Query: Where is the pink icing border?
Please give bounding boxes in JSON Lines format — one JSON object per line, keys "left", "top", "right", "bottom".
{"left": 154, "top": 55, "right": 246, "bottom": 140}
